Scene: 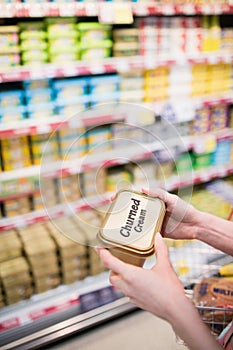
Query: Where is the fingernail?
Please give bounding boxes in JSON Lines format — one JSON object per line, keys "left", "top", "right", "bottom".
{"left": 155, "top": 232, "right": 162, "bottom": 240}
{"left": 94, "top": 246, "right": 101, "bottom": 254}
{"left": 142, "top": 188, "right": 149, "bottom": 194}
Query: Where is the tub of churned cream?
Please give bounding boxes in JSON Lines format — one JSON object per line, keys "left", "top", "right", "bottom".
{"left": 97, "top": 189, "right": 166, "bottom": 266}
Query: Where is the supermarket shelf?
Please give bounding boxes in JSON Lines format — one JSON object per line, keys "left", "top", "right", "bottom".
{"left": 0, "top": 271, "right": 135, "bottom": 350}
{"left": 0, "top": 128, "right": 233, "bottom": 199}
{"left": 133, "top": 2, "right": 233, "bottom": 16}
{"left": 0, "top": 98, "right": 233, "bottom": 140}
{"left": 1, "top": 162, "right": 233, "bottom": 231}
{"left": 1, "top": 128, "right": 233, "bottom": 180}
{"left": 0, "top": 113, "right": 125, "bottom": 139}
{"left": 0, "top": 118, "right": 68, "bottom": 139}
{"left": 0, "top": 2, "right": 233, "bottom": 18}
{"left": 0, "top": 190, "right": 40, "bottom": 203}
{"left": 1, "top": 52, "right": 233, "bottom": 83}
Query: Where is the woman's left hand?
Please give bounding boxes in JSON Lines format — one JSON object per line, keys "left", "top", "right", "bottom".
{"left": 95, "top": 233, "right": 185, "bottom": 323}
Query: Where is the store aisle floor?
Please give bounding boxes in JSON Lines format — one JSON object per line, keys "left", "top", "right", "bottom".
{"left": 46, "top": 309, "right": 188, "bottom": 350}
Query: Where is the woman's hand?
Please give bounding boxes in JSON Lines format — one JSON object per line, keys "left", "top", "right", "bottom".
{"left": 142, "top": 188, "right": 200, "bottom": 240}
{"left": 96, "top": 233, "right": 185, "bottom": 322}
{"left": 96, "top": 233, "right": 223, "bottom": 350}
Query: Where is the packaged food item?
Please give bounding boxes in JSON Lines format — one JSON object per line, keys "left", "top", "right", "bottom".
{"left": 18, "top": 223, "right": 61, "bottom": 293}
{"left": 54, "top": 78, "right": 89, "bottom": 100}
{"left": 30, "top": 133, "right": 59, "bottom": 165}
{"left": 113, "top": 42, "right": 139, "bottom": 57}
{"left": 72, "top": 209, "right": 107, "bottom": 276}
{"left": 57, "top": 174, "right": 81, "bottom": 203}
{"left": 77, "top": 22, "right": 111, "bottom": 42}
{"left": 0, "top": 105, "right": 27, "bottom": 124}
{"left": 58, "top": 126, "right": 87, "bottom": 160}
{"left": 106, "top": 166, "right": 133, "bottom": 193}
{"left": 0, "top": 25, "right": 19, "bottom": 51}
{"left": 81, "top": 167, "right": 106, "bottom": 198}
{"left": 1, "top": 136, "right": 31, "bottom": 171}
{"left": 78, "top": 40, "right": 112, "bottom": 61}
{"left": 113, "top": 28, "right": 139, "bottom": 43}
{"left": 192, "top": 277, "right": 233, "bottom": 335}
{"left": 46, "top": 17, "right": 78, "bottom": 64}
{"left": 3, "top": 197, "right": 32, "bottom": 217}
{"left": 27, "top": 102, "right": 55, "bottom": 120}
{"left": 54, "top": 78, "right": 89, "bottom": 116}
{"left": 0, "top": 52, "right": 20, "bottom": 70}
{"left": 90, "top": 75, "right": 119, "bottom": 94}
{"left": 46, "top": 219, "right": 88, "bottom": 285}
{"left": 97, "top": 189, "right": 166, "bottom": 266}
{"left": 0, "top": 256, "right": 32, "bottom": 305}
{"left": 23, "top": 78, "right": 51, "bottom": 90}
{"left": 0, "top": 230, "right": 22, "bottom": 263}
{"left": 19, "top": 22, "right": 48, "bottom": 65}
{"left": 0, "top": 90, "right": 24, "bottom": 109}
{"left": 25, "top": 88, "right": 53, "bottom": 106}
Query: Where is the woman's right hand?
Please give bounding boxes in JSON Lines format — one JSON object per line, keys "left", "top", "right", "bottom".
{"left": 142, "top": 188, "right": 200, "bottom": 241}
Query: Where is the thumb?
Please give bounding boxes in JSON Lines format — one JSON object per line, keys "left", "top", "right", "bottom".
{"left": 154, "top": 232, "right": 170, "bottom": 267}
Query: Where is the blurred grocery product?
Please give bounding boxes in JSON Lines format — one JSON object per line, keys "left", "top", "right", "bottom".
{"left": 77, "top": 22, "right": 112, "bottom": 61}
{"left": 0, "top": 256, "right": 32, "bottom": 305}
{"left": 19, "top": 22, "right": 48, "bottom": 66}
{"left": 0, "top": 25, "right": 20, "bottom": 70}
{"left": 46, "top": 218, "right": 88, "bottom": 285}
{"left": 46, "top": 17, "right": 78, "bottom": 64}
{"left": 1, "top": 136, "right": 31, "bottom": 171}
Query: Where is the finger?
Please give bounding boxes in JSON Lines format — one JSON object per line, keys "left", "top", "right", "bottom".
{"left": 110, "top": 193, "right": 116, "bottom": 201}
{"left": 153, "top": 232, "right": 170, "bottom": 267}
{"left": 142, "top": 187, "right": 168, "bottom": 203}
{"left": 110, "top": 274, "right": 129, "bottom": 295}
{"left": 95, "top": 247, "right": 128, "bottom": 275}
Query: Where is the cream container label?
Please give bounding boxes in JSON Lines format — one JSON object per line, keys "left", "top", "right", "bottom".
{"left": 99, "top": 190, "right": 165, "bottom": 251}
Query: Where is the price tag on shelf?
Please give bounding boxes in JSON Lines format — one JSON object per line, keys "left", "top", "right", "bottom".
{"left": 98, "top": 3, "right": 114, "bottom": 24}
{"left": 133, "top": 4, "right": 149, "bottom": 16}
{"left": 162, "top": 4, "right": 175, "bottom": 15}
{"left": 59, "top": 3, "right": 76, "bottom": 17}
{"left": 37, "top": 124, "right": 52, "bottom": 135}
{"left": 144, "top": 56, "right": 156, "bottom": 69}
{"left": 207, "top": 54, "right": 219, "bottom": 65}
{"left": 182, "top": 4, "right": 195, "bottom": 15}
{"left": 79, "top": 286, "right": 117, "bottom": 313}
{"left": 0, "top": 317, "right": 20, "bottom": 332}
{"left": 89, "top": 64, "right": 105, "bottom": 75}
{"left": 202, "top": 4, "right": 212, "bottom": 14}
{"left": 98, "top": 3, "right": 133, "bottom": 24}
{"left": 116, "top": 58, "right": 130, "bottom": 72}
{"left": 85, "top": 2, "right": 98, "bottom": 17}
{"left": 28, "top": 3, "right": 45, "bottom": 17}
